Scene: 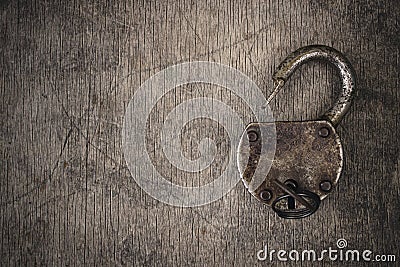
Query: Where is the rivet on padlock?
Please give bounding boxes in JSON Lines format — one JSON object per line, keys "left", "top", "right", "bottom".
{"left": 237, "top": 45, "right": 356, "bottom": 219}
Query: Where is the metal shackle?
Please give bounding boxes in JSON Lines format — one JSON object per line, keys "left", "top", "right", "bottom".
{"left": 272, "top": 45, "right": 356, "bottom": 127}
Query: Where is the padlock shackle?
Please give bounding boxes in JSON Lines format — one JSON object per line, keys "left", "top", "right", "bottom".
{"left": 272, "top": 45, "right": 356, "bottom": 127}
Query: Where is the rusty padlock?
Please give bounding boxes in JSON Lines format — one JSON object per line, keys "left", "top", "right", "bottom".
{"left": 237, "top": 45, "right": 355, "bottom": 219}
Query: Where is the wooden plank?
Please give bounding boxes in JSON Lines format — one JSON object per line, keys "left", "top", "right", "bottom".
{"left": 0, "top": 0, "right": 399, "bottom": 265}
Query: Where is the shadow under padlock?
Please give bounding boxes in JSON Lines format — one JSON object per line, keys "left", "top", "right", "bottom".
{"left": 237, "top": 45, "right": 356, "bottom": 219}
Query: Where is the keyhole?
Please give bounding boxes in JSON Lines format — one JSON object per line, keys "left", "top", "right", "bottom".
{"left": 284, "top": 180, "right": 298, "bottom": 209}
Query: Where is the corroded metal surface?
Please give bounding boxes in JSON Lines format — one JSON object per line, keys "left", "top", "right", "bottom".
{"left": 270, "top": 45, "right": 356, "bottom": 127}
{"left": 238, "top": 121, "right": 343, "bottom": 207}
{"left": 244, "top": 45, "right": 356, "bottom": 219}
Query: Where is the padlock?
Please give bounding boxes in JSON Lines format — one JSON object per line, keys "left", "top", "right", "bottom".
{"left": 237, "top": 45, "right": 356, "bottom": 219}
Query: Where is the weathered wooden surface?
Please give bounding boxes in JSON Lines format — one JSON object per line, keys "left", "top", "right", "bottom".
{"left": 1, "top": 0, "right": 399, "bottom": 265}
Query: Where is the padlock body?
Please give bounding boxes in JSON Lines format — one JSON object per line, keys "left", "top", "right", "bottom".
{"left": 237, "top": 121, "right": 343, "bottom": 205}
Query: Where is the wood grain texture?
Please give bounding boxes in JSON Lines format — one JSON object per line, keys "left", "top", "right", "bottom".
{"left": 0, "top": 0, "right": 399, "bottom": 266}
